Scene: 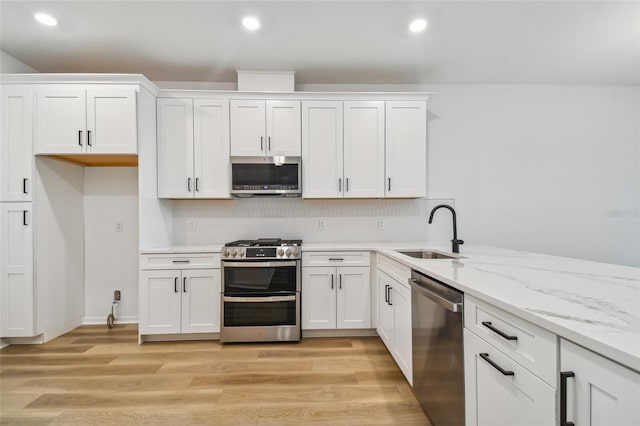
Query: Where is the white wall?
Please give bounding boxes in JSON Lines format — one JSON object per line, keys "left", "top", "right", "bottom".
{"left": 0, "top": 51, "right": 38, "bottom": 73}
{"left": 34, "top": 157, "right": 85, "bottom": 340}
{"left": 424, "top": 84, "right": 639, "bottom": 267}
{"left": 84, "top": 167, "right": 139, "bottom": 324}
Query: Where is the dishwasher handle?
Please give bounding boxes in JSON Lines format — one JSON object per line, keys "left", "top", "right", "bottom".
{"left": 409, "top": 277, "right": 463, "bottom": 313}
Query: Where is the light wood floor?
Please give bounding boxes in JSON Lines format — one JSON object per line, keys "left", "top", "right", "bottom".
{"left": 0, "top": 324, "right": 430, "bottom": 425}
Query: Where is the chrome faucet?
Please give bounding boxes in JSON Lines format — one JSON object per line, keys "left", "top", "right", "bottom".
{"left": 428, "top": 204, "right": 464, "bottom": 253}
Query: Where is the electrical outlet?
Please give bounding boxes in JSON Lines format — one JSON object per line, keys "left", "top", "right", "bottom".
{"left": 319, "top": 219, "right": 328, "bottom": 231}
{"left": 115, "top": 221, "right": 123, "bottom": 232}
{"left": 188, "top": 220, "right": 197, "bottom": 231}
{"left": 378, "top": 218, "right": 386, "bottom": 230}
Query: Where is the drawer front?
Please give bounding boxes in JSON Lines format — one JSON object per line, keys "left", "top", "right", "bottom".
{"left": 377, "top": 255, "right": 411, "bottom": 289}
{"left": 464, "top": 329, "right": 556, "bottom": 426}
{"left": 465, "top": 295, "right": 557, "bottom": 386}
{"left": 302, "top": 251, "right": 370, "bottom": 267}
{"left": 140, "top": 253, "right": 221, "bottom": 270}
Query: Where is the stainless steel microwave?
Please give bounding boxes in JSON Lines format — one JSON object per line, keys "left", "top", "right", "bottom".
{"left": 230, "top": 156, "right": 301, "bottom": 198}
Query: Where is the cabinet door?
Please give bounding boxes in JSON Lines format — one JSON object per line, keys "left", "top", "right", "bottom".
{"left": 0, "top": 203, "right": 34, "bottom": 337}
{"left": 464, "top": 329, "right": 555, "bottom": 426}
{"left": 1, "top": 86, "right": 33, "bottom": 202}
{"left": 193, "top": 99, "right": 230, "bottom": 198}
{"left": 377, "top": 271, "right": 394, "bottom": 347}
{"left": 301, "top": 101, "right": 344, "bottom": 198}
{"left": 35, "top": 87, "right": 86, "bottom": 154}
{"left": 343, "top": 101, "right": 385, "bottom": 198}
{"left": 392, "top": 281, "right": 412, "bottom": 383}
{"left": 230, "top": 100, "right": 265, "bottom": 156}
{"left": 385, "top": 101, "right": 426, "bottom": 198}
{"left": 301, "top": 267, "right": 336, "bottom": 329}
{"left": 181, "top": 269, "right": 220, "bottom": 333}
{"left": 157, "top": 98, "right": 194, "bottom": 198}
{"left": 561, "top": 339, "right": 640, "bottom": 426}
{"left": 266, "top": 100, "right": 301, "bottom": 156}
{"left": 139, "top": 270, "right": 181, "bottom": 334}
{"left": 86, "top": 88, "right": 137, "bottom": 154}
{"left": 336, "top": 266, "right": 370, "bottom": 329}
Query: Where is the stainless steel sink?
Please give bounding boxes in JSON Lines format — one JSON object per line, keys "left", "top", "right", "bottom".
{"left": 397, "top": 250, "right": 460, "bottom": 260}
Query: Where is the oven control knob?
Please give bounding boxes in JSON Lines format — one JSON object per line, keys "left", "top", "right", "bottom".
{"left": 292, "top": 248, "right": 299, "bottom": 257}
{"left": 278, "top": 249, "right": 285, "bottom": 257}
{"left": 222, "top": 248, "right": 229, "bottom": 257}
{"left": 238, "top": 250, "right": 244, "bottom": 258}
{"left": 285, "top": 249, "right": 292, "bottom": 257}
{"left": 231, "top": 249, "right": 238, "bottom": 257}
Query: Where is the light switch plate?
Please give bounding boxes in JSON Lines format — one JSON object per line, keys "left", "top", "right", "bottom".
{"left": 319, "top": 219, "right": 328, "bottom": 231}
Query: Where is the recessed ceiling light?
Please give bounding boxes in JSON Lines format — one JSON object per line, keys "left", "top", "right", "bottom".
{"left": 242, "top": 16, "right": 260, "bottom": 31}
{"left": 34, "top": 12, "right": 58, "bottom": 27}
{"left": 409, "top": 18, "right": 428, "bottom": 33}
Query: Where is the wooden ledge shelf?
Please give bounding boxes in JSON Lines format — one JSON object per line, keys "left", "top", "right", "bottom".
{"left": 41, "top": 154, "right": 138, "bottom": 167}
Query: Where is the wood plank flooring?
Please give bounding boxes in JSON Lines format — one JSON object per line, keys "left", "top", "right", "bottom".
{"left": 0, "top": 325, "right": 430, "bottom": 425}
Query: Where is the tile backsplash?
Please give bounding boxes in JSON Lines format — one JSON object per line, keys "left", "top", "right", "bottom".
{"left": 173, "top": 198, "right": 455, "bottom": 245}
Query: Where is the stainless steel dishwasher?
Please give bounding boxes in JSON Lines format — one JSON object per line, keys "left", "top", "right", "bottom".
{"left": 410, "top": 270, "right": 464, "bottom": 426}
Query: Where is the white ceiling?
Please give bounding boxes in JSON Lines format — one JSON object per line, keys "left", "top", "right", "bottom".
{"left": 1, "top": 1, "right": 639, "bottom": 85}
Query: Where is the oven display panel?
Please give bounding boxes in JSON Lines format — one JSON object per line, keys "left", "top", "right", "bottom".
{"left": 246, "top": 247, "right": 277, "bottom": 258}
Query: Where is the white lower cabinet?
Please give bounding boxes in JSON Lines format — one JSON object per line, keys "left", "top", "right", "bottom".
{"left": 0, "top": 203, "right": 34, "bottom": 337}
{"left": 377, "top": 269, "right": 412, "bottom": 384}
{"left": 139, "top": 266, "right": 220, "bottom": 336}
{"left": 464, "top": 329, "right": 555, "bottom": 426}
{"left": 302, "top": 266, "right": 370, "bottom": 329}
{"left": 560, "top": 339, "right": 640, "bottom": 426}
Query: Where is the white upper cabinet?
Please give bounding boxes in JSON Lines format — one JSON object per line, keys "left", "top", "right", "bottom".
{"left": 193, "top": 99, "right": 231, "bottom": 198}
{"left": 385, "top": 101, "right": 426, "bottom": 198}
{"left": 230, "top": 100, "right": 301, "bottom": 157}
{"left": 86, "top": 89, "right": 138, "bottom": 154}
{"left": 266, "top": 100, "right": 301, "bottom": 156}
{"left": 1, "top": 85, "right": 33, "bottom": 202}
{"left": 35, "top": 86, "right": 137, "bottom": 154}
{"left": 157, "top": 98, "right": 230, "bottom": 199}
{"left": 302, "top": 101, "right": 344, "bottom": 198}
{"left": 157, "top": 98, "right": 194, "bottom": 198}
{"left": 343, "top": 101, "right": 385, "bottom": 198}
{"left": 0, "top": 203, "right": 34, "bottom": 337}
{"left": 230, "top": 100, "right": 265, "bottom": 156}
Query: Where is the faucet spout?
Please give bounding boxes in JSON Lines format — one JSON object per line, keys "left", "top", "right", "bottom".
{"left": 428, "top": 204, "right": 464, "bottom": 253}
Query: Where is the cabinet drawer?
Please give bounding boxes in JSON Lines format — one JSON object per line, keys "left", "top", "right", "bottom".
{"left": 464, "top": 329, "right": 556, "bottom": 426}
{"left": 302, "top": 251, "right": 370, "bottom": 267}
{"left": 377, "top": 255, "right": 411, "bottom": 289}
{"left": 140, "top": 253, "right": 221, "bottom": 270}
{"left": 465, "top": 295, "right": 557, "bottom": 386}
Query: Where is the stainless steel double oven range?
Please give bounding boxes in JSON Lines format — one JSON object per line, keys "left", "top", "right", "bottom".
{"left": 220, "top": 238, "right": 302, "bottom": 343}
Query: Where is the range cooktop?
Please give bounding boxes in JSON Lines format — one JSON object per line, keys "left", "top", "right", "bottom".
{"left": 224, "top": 239, "right": 302, "bottom": 247}
{"left": 222, "top": 238, "right": 303, "bottom": 260}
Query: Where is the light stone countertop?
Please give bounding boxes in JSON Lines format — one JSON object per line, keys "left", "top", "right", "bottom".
{"left": 141, "top": 242, "right": 640, "bottom": 372}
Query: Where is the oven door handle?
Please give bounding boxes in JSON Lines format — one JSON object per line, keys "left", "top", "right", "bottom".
{"left": 223, "top": 295, "right": 297, "bottom": 303}
{"left": 222, "top": 261, "right": 298, "bottom": 268}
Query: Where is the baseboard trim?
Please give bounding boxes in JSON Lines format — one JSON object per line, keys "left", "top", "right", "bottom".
{"left": 83, "top": 316, "right": 138, "bottom": 326}
{"left": 1, "top": 334, "right": 45, "bottom": 346}
{"left": 302, "top": 328, "right": 378, "bottom": 338}
{"left": 140, "top": 332, "right": 220, "bottom": 343}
